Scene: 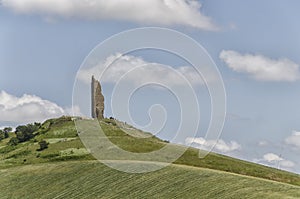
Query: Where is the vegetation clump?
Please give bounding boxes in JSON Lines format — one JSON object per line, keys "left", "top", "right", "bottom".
{"left": 8, "top": 137, "right": 19, "bottom": 146}
{"left": 37, "top": 140, "right": 49, "bottom": 151}
{"left": 0, "top": 127, "right": 12, "bottom": 141}
{"left": 7, "top": 123, "right": 41, "bottom": 145}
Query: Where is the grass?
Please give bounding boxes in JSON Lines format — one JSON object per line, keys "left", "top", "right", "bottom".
{"left": 0, "top": 116, "right": 299, "bottom": 198}
{"left": 0, "top": 161, "right": 299, "bottom": 199}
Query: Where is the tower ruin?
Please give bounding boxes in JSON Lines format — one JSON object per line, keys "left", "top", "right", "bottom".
{"left": 91, "top": 76, "right": 104, "bottom": 119}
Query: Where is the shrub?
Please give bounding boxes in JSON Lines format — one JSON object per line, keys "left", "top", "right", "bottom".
{"left": 8, "top": 137, "right": 19, "bottom": 146}
{"left": 37, "top": 140, "right": 49, "bottom": 151}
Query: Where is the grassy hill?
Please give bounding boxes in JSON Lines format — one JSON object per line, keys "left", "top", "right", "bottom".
{"left": 0, "top": 116, "right": 299, "bottom": 198}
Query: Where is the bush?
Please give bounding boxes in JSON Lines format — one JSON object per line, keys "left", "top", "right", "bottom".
{"left": 37, "top": 140, "right": 49, "bottom": 151}
{"left": 8, "top": 137, "right": 19, "bottom": 146}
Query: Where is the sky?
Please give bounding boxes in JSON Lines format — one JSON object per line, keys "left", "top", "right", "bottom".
{"left": 1, "top": 0, "right": 300, "bottom": 173}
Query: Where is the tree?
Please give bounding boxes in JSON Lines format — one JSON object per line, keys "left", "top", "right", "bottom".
{"left": 3, "top": 127, "right": 12, "bottom": 138}
{"left": 3, "top": 127, "right": 12, "bottom": 133}
{"left": 0, "top": 127, "right": 12, "bottom": 141}
{"left": 16, "top": 131, "right": 28, "bottom": 142}
{"left": 37, "top": 140, "right": 48, "bottom": 151}
{"left": 15, "top": 123, "right": 39, "bottom": 142}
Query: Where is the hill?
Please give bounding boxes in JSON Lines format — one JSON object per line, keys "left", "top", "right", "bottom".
{"left": 0, "top": 116, "right": 299, "bottom": 198}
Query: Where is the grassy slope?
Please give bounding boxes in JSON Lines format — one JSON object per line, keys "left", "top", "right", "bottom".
{"left": 0, "top": 161, "right": 299, "bottom": 199}
{"left": 0, "top": 116, "right": 299, "bottom": 198}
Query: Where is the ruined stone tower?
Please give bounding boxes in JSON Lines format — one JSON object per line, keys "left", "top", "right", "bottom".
{"left": 91, "top": 76, "right": 104, "bottom": 119}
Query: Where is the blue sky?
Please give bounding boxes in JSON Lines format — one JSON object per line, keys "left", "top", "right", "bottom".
{"left": 1, "top": 0, "right": 300, "bottom": 173}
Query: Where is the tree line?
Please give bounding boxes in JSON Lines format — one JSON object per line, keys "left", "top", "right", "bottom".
{"left": 1, "top": 123, "right": 48, "bottom": 151}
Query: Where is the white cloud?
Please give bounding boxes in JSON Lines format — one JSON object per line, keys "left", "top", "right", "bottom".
{"left": 254, "top": 152, "right": 295, "bottom": 171}
{"left": 78, "top": 53, "right": 205, "bottom": 87}
{"left": 220, "top": 50, "right": 300, "bottom": 82}
{"left": 263, "top": 153, "right": 283, "bottom": 162}
{"left": 185, "top": 137, "right": 241, "bottom": 153}
{"left": 285, "top": 130, "right": 300, "bottom": 149}
{"left": 2, "top": 0, "right": 218, "bottom": 30}
{"left": 0, "top": 91, "right": 82, "bottom": 123}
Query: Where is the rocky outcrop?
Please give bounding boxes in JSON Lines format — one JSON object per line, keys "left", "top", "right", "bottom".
{"left": 91, "top": 76, "right": 104, "bottom": 119}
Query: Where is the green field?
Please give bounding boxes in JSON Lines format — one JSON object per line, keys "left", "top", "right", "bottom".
{"left": 1, "top": 161, "right": 300, "bottom": 199}
{"left": 0, "top": 116, "right": 299, "bottom": 198}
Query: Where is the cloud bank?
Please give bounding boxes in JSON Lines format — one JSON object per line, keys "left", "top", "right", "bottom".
{"left": 2, "top": 0, "right": 218, "bottom": 30}
{"left": 0, "top": 91, "right": 81, "bottom": 123}
{"left": 185, "top": 137, "right": 241, "bottom": 153}
{"left": 78, "top": 53, "right": 205, "bottom": 87}
{"left": 220, "top": 50, "right": 300, "bottom": 82}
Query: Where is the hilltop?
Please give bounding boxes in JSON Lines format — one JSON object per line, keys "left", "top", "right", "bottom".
{"left": 0, "top": 116, "right": 299, "bottom": 198}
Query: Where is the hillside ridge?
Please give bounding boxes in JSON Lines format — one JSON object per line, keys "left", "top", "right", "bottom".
{"left": 0, "top": 116, "right": 299, "bottom": 187}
